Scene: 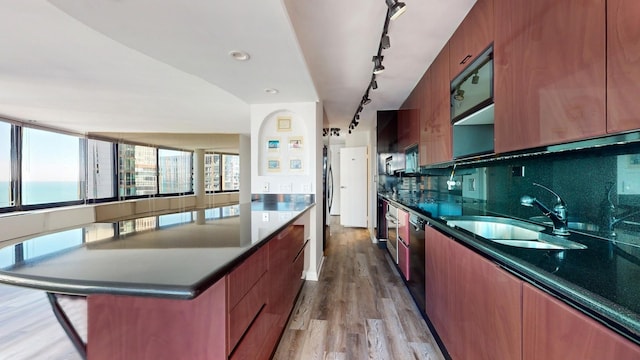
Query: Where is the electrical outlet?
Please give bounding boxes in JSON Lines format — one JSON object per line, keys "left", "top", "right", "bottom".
{"left": 262, "top": 182, "right": 269, "bottom": 192}
{"left": 280, "top": 183, "right": 292, "bottom": 192}
{"left": 262, "top": 212, "right": 269, "bottom": 222}
{"left": 511, "top": 165, "right": 525, "bottom": 177}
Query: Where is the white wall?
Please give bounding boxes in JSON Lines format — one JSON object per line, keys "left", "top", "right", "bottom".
{"left": 250, "top": 102, "right": 324, "bottom": 281}
{"left": 239, "top": 134, "right": 251, "bottom": 203}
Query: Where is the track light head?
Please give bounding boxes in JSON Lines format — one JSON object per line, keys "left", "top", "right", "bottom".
{"left": 372, "top": 56, "right": 385, "bottom": 74}
{"left": 472, "top": 72, "right": 480, "bottom": 84}
{"left": 362, "top": 96, "right": 371, "bottom": 105}
{"left": 381, "top": 35, "right": 391, "bottom": 50}
{"left": 371, "top": 78, "right": 378, "bottom": 90}
{"left": 386, "top": 0, "right": 407, "bottom": 21}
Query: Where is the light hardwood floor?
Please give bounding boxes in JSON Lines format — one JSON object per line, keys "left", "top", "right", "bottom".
{"left": 273, "top": 221, "right": 444, "bottom": 360}
{"left": 0, "top": 221, "right": 443, "bottom": 360}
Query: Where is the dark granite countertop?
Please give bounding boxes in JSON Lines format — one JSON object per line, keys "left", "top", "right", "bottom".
{"left": 0, "top": 199, "right": 315, "bottom": 300}
{"left": 379, "top": 192, "right": 640, "bottom": 344}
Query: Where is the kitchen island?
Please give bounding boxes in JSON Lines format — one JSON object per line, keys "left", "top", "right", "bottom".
{"left": 0, "top": 197, "right": 314, "bottom": 360}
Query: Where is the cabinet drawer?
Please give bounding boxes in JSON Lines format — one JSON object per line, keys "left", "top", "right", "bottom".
{"left": 229, "top": 306, "right": 279, "bottom": 360}
{"left": 227, "top": 245, "right": 268, "bottom": 310}
{"left": 228, "top": 273, "right": 268, "bottom": 353}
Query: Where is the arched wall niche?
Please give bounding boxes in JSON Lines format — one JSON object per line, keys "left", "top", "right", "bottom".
{"left": 258, "top": 109, "right": 309, "bottom": 176}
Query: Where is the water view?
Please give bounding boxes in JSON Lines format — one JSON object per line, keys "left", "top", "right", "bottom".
{"left": 0, "top": 181, "right": 80, "bottom": 207}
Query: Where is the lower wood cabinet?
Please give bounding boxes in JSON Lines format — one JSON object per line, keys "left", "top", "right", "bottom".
{"left": 87, "top": 279, "right": 228, "bottom": 360}
{"left": 228, "top": 224, "right": 305, "bottom": 359}
{"left": 426, "top": 227, "right": 640, "bottom": 360}
{"left": 523, "top": 283, "right": 640, "bottom": 360}
{"left": 425, "top": 226, "right": 521, "bottom": 360}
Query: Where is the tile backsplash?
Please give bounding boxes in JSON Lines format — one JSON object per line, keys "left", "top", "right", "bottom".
{"left": 380, "top": 141, "right": 640, "bottom": 238}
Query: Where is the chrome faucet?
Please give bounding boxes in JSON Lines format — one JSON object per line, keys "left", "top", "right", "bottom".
{"left": 603, "top": 183, "right": 640, "bottom": 237}
{"left": 521, "top": 183, "right": 569, "bottom": 236}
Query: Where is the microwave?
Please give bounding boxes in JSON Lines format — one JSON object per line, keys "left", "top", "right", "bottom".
{"left": 451, "top": 45, "right": 494, "bottom": 159}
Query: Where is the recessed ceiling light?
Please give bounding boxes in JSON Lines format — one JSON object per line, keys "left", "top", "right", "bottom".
{"left": 229, "top": 50, "right": 250, "bottom": 61}
{"left": 264, "top": 88, "right": 279, "bottom": 94}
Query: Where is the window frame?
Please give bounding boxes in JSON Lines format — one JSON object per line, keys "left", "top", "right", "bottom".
{"left": 205, "top": 152, "right": 239, "bottom": 194}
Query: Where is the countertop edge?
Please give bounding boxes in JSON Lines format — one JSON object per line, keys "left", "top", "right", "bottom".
{"left": 0, "top": 203, "right": 316, "bottom": 300}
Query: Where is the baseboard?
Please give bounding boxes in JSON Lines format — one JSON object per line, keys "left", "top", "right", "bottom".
{"left": 370, "top": 233, "right": 379, "bottom": 244}
{"left": 305, "top": 255, "right": 325, "bottom": 281}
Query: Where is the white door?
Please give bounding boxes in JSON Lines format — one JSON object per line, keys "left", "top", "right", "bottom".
{"left": 329, "top": 144, "right": 342, "bottom": 216}
{"left": 340, "top": 146, "right": 368, "bottom": 227}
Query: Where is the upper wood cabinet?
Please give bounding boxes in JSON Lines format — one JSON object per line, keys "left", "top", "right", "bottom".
{"left": 399, "top": 87, "right": 421, "bottom": 151}
{"left": 523, "top": 283, "right": 640, "bottom": 360}
{"left": 418, "top": 70, "right": 432, "bottom": 166}
{"left": 426, "top": 44, "right": 453, "bottom": 165}
{"left": 449, "top": 0, "right": 494, "bottom": 80}
{"left": 494, "top": 0, "right": 606, "bottom": 154}
{"left": 607, "top": 0, "right": 640, "bottom": 134}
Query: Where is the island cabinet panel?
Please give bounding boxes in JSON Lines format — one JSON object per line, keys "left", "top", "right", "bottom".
{"left": 522, "top": 283, "right": 640, "bottom": 360}
{"left": 607, "top": 0, "right": 640, "bottom": 134}
{"left": 226, "top": 245, "right": 269, "bottom": 354}
{"left": 426, "top": 43, "right": 452, "bottom": 165}
{"left": 449, "top": 0, "right": 494, "bottom": 79}
{"left": 227, "top": 245, "right": 268, "bottom": 310}
{"left": 494, "top": 0, "right": 606, "bottom": 154}
{"left": 425, "top": 227, "right": 522, "bottom": 360}
{"left": 231, "top": 224, "right": 304, "bottom": 359}
{"left": 87, "top": 278, "right": 227, "bottom": 360}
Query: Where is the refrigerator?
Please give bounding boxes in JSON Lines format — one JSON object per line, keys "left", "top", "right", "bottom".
{"left": 322, "top": 145, "right": 334, "bottom": 253}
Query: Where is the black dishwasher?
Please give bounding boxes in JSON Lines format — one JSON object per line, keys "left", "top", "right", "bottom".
{"left": 408, "top": 214, "right": 426, "bottom": 315}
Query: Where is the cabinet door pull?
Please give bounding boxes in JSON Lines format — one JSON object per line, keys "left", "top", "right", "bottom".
{"left": 460, "top": 54, "right": 472, "bottom": 65}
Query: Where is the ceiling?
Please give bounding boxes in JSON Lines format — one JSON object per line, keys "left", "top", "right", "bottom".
{"left": 0, "top": 0, "right": 476, "bottom": 150}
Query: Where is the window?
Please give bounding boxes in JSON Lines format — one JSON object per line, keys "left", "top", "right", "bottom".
{"left": 204, "top": 153, "right": 220, "bottom": 192}
{"left": 0, "top": 122, "right": 11, "bottom": 207}
{"left": 159, "top": 149, "right": 192, "bottom": 194}
{"left": 87, "top": 139, "right": 115, "bottom": 200}
{"left": 222, "top": 154, "right": 240, "bottom": 191}
{"left": 118, "top": 144, "right": 157, "bottom": 197}
{"left": 21, "top": 128, "right": 82, "bottom": 205}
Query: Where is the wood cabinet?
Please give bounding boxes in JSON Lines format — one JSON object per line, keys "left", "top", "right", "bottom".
{"left": 607, "top": 0, "right": 640, "bottom": 134}
{"left": 231, "top": 224, "right": 304, "bottom": 359}
{"left": 418, "top": 70, "right": 432, "bottom": 166}
{"left": 449, "top": 0, "right": 494, "bottom": 79}
{"left": 426, "top": 44, "right": 452, "bottom": 165}
{"left": 523, "top": 283, "right": 640, "bottom": 360}
{"left": 417, "top": 43, "right": 452, "bottom": 166}
{"left": 397, "top": 209, "right": 410, "bottom": 280}
{"left": 494, "top": 0, "right": 606, "bottom": 154}
{"left": 398, "top": 90, "right": 420, "bottom": 151}
{"left": 425, "top": 227, "right": 453, "bottom": 346}
{"left": 425, "top": 227, "right": 522, "bottom": 360}
{"left": 227, "top": 245, "right": 269, "bottom": 355}
{"left": 87, "top": 279, "right": 228, "bottom": 360}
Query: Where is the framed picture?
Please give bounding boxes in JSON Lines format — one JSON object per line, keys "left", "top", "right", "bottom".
{"left": 267, "top": 159, "right": 280, "bottom": 172}
{"left": 277, "top": 116, "right": 292, "bottom": 132}
{"left": 288, "top": 136, "right": 303, "bottom": 151}
{"left": 290, "top": 158, "right": 302, "bottom": 171}
{"left": 267, "top": 138, "right": 280, "bottom": 152}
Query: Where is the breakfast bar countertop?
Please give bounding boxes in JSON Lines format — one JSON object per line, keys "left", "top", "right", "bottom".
{"left": 0, "top": 198, "right": 315, "bottom": 300}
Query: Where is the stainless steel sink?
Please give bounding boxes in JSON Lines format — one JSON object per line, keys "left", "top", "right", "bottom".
{"left": 442, "top": 216, "right": 587, "bottom": 250}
